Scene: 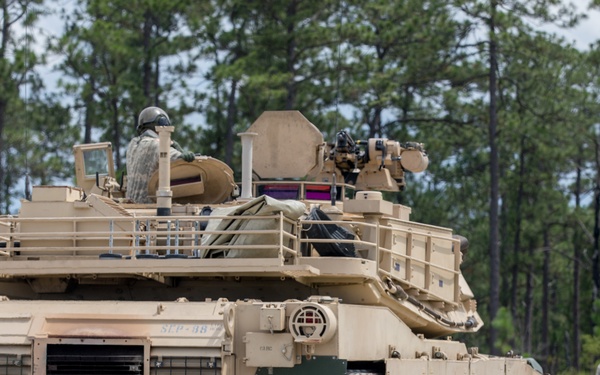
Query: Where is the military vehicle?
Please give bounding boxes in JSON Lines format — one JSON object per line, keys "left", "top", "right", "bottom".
{"left": 0, "top": 111, "right": 543, "bottom": 374}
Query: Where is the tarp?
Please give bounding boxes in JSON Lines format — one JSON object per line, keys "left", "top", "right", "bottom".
{"left": 302, "top": 207, "right": 357, "bottom": 257}
{"left": 201, "top": 195, "right": 306, "bottom": 258}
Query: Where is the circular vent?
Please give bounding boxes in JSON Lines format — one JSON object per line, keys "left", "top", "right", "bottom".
{"left": 288, "top": 303, "right": 337, "bottom": 343}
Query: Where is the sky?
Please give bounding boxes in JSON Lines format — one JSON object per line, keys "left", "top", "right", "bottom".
{"left": 545, "top": 0, "right": 600, "bottom": 49}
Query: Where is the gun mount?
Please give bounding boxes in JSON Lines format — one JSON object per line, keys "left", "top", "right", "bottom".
{"left": 323, "top": 130, "right": 429, "bottom": 192}
{"left": 245, "top": 111, "right": 428, "bottom": 192}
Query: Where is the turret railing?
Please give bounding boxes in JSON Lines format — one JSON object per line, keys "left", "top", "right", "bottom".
{"left": 0, "top": 214, "right": 298, "bottom": 260}
{"left": 0, "top": 212, "right": 462, "bottom": 306}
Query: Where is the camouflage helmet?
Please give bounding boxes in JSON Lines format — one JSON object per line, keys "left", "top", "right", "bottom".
{"left": 136, "top": 106, "right": 171, "bottom": 134}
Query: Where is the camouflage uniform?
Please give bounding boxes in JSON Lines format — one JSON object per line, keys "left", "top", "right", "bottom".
{"left": 126, "top": 129, "right": 182, "bottom": 203}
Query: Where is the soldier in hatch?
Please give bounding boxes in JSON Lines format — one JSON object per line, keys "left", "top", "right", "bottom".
{"left": 126, "top": 106, "right": 195, "bottom": 203}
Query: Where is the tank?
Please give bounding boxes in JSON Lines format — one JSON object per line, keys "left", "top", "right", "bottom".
{"left": 0, "top": 111, "right": 543, "bottom": 374}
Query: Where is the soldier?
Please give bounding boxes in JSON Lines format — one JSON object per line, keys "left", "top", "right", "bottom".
{"left": 126, "top": 106, "right": 195, "bottom": 203}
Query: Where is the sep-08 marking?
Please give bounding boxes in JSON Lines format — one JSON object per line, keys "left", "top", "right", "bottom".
{"left": 159, "top": 323, "right": 221, "bottom": 335}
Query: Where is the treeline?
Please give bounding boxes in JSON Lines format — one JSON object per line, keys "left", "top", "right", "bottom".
{"left": 1, "top": 0, "right": 599, "bottom": 373}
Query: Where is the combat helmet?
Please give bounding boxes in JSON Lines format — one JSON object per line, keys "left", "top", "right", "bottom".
{"left": 136, "top": 106, "right": 171, "bottom": 135}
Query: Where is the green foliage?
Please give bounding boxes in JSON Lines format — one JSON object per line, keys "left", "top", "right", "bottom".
{"left": 0, "top": 0, "right": 81, "bottom": 212}
{"left": 50, "top": 0, "right": 200, "bottom": 169}
{"left": 582, "top": 334, "right": 600, "bottom": 374}
{"left": 580, "top": 301, "right": 600, "bottom": 373}
{"left": 491, "top": 306, "right": 516, "bottom": 355}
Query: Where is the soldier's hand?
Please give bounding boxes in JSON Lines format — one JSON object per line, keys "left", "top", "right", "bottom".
{"left": 171, "top": 140, "right": 184, "bottom": 152}
{"left": 180, "top": 152, "right": 195, "bottom": 162}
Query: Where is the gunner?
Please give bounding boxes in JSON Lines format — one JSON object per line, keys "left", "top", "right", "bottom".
{"left": 125, "top": 106, "right": 195, "bottom": 203}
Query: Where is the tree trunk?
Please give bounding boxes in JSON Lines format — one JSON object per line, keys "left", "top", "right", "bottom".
{"left": 83, "top": 69, "right": 96, "bottom": 144}
{"left": 363, "top": 104, "right": 383, "bottom": 138}
{"left": 0, "top": 2, "right": 10, "bottom": 212}
{"left": 542, "top": 228, "right": 550, "bottom": 370}
{"left": 285, "top": 0, "right": 297, "bottom": 110}
{"left": 142, "top": 11, "right": 152, "bottom": 106}
{"left": 154, "top": 54, "right": 160, "bottom": 107}
{"left": 572, "top": 151, "right": 582, "bottom": 371}
{"left": 225, "top": 80, "right": 238, "bottom": 166}
{"left": 487, "top": 0, "right": 500, "bottom": 355}
{"left": 511, "top": 138, "right": 525, "bottom": 348}
{"left": 594, "top": 135, "right": 600, "bottom": 303}
{"left": 524, "top": 237, "right": 534, "bottom": 354}
{"left": 112, "top": 98, "right": 122, "bottom": 170}
{"left": 0, "top": 99, "right": 6, "bottom": 213}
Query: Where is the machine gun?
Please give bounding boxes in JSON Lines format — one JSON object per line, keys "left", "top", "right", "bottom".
{"left": 318, "top": 130, "right": 429, "bottom": 192}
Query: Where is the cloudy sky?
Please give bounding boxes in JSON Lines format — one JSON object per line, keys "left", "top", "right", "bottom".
{"left": 459, "top": 0, "right": 599, "bottom": 49}
{"left": 547, "top": 0, "right": 600, "bottom": 49}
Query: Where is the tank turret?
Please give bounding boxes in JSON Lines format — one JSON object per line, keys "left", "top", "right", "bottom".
{"left": 0, "top": 111, "right": 543, "bottom": 375}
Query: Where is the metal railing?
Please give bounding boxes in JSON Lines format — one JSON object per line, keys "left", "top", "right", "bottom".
{"left": 0, "top": 213, "right": 298, "bottom": 262}
{"left": 0, "top": 212, "right": 462, "bottom": 305}
{"left": 297, "top": 217, "right": 461, "bottom": 305}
